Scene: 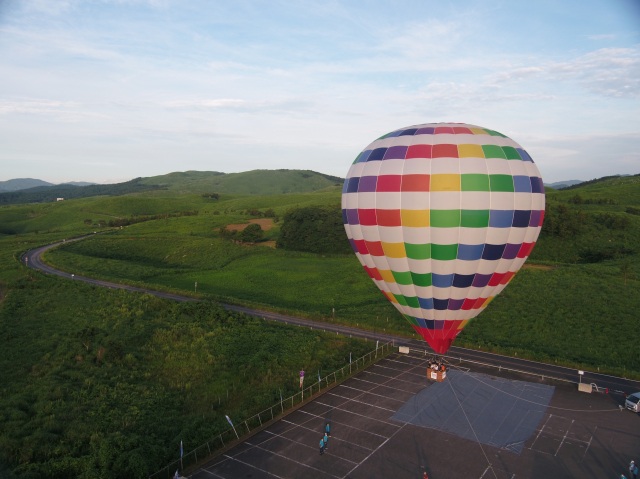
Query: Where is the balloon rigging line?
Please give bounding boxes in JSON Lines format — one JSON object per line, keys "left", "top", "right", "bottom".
{"left": 442, "top": 358, "right": 624, "bottom": 414}
{"left": 446, "top": 376, "right": 499, "bottom": 479}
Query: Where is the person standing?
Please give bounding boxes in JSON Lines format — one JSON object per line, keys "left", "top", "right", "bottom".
{"left": 325, "top": 422, "right": 331, "bottom": 436}
{"left": 319, "top": 437, "right": 325, "bottom": 455}
{"left": 323, "top": 432, "right": 329, "bottom": 450}
{"left": 630, "top": 460, "right": 638, "bottom": 479}
{"left": 299, "top": 369, "right": 305, "bottom": 389}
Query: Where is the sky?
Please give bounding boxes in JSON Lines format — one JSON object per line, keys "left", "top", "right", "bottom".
{"left": 0, "top": 0, "right": 639, "bottom": 185}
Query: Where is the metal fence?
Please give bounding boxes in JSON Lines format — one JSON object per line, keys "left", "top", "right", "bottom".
{"left": 148, "top": 340, "right": 395, "bottom": 479}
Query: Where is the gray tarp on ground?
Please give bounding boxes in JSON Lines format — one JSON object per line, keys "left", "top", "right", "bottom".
{"left": 391, "top": 369, "right": 554, "bottom": 453}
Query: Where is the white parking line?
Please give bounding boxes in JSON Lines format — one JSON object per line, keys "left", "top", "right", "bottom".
{"left": 350, "top": 375, "right": 422, "bottom": 395}
{"left": 371, "top": 363, "right": 428, "bottom": 378}
{"left": 360, "top": 369, "right": 425, "bottom": 385}
{"left": 315, "top": 400, "right": 402, "bottom": 428}
{"left": 337, "top": 383, "right": 409, "bottom": 402}
{"left": 270, "top": 426, "right": 363, "bottom": 462}
{"left": 296, "top": 410, "right": 389, "bottom": 440}
{"left": 326, "top": 391, "right": 398, "bottom": 412}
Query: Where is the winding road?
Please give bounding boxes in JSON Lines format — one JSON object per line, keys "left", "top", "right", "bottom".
{"left": 23, "top": 236, "right": 640, "bottom": 397}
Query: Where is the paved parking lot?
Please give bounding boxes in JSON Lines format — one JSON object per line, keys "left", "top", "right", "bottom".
{"left": 190, "top": 351, "right": 640, "bottom": 479}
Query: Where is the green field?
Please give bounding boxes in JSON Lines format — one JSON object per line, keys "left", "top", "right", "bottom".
{"left": 1, "top": 171, "right": 639, "bottom": 478}
{"left": 39, "top": 175, "right": 640, "bottom": 375}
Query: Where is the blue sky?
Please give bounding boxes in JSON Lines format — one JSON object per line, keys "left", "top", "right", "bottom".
{"left": 1, "top": 0, "right": 638, "bottom": 184}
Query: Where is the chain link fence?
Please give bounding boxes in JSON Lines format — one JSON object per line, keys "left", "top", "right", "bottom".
{"left": 148, "top": 340, "right": 395, "bottom": 479}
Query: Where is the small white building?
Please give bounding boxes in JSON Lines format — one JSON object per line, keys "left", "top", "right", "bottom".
{"left": 56, "top": 198, "right": 64, "bottom": 201}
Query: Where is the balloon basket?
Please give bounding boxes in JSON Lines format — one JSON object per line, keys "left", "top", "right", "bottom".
{"left": 427, "top": 369, "right": 447, "bottom": 382}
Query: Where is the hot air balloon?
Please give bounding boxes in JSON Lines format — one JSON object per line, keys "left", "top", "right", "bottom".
{"left": 341, "top": 123, "right": 545, "bottom": 355}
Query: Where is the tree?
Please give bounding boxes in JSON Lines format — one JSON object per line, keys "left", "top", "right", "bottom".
{"left": 240, "top": 223, "right": 263, "bottom": 243}
{"left": 276, "top": 205, "right": 351, "bottom": 254}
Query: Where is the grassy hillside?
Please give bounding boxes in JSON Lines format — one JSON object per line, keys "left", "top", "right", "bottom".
{"left": 0, "top": 171, "right": 638, "bottom": 477}
{"left": 0, "top": 178, "right": 165, "bottom": 206}
{"left": 0, "top": 169, "right": 343, "bottom": 206}
{"left": 559, "top": 174, "right": 640, "bottom": 203}
{"left": 0, "top": 193, "right": 370, "bottom": 478}
{"left": 28, "top": 175, "right": 639, "bottom": 369}
{"left": 0, "top": 276, "right": 370, "bottom": 478}
{"left": 139, "top": 169, "right": 343, "bottom": 195}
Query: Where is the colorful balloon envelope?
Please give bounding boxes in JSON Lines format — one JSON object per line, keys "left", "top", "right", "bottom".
{"left": 341, "top": 123, "right": 545, "bottom": 354}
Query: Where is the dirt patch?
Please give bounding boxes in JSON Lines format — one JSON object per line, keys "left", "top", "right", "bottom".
{"left": 224, "top": 218, "right": 277, "bottom": 248}
{"left": 225, "top": 218, "right": 275, "bottom": 232}
{"left": 523, "top": 263, "right": 555, "bottom": 271}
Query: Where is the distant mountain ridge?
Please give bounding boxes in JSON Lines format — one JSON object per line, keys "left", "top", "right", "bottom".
{"left": 2, "top": 170, "right": 637, "bottom": 205}
{"left": 0, "top": 178, "right": 96, "bottom": 192}
{"left": 545, "top": 180, "right": 583, "bottom": 189}
{"left": 0, "top": 178, "right": 53, "bottom": 192}
{"left": 2, "top": 171, "right": 583, "bottom": 193}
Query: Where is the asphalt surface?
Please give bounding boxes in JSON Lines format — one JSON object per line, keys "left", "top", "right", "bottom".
{"left": 188, "top": 351, "right": 640, "bottom": 479}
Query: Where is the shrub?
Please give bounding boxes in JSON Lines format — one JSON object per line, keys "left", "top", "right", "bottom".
{"left": 276, "top": 205, "right": 351, "bottom": 254}
{"left": 240, "top": 223, "right": 263, "bottom": 243}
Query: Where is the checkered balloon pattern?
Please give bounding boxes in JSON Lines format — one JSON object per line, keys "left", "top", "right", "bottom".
{"left": 341, "top": 123, "right": 545, "bottom": 354}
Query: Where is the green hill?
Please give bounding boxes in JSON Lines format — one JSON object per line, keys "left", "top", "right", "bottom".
{"left": 139, "top": 169, "right": 343, "bottom": 195}
{"left": 548, "top": 174, "right": 640, "bottom": 205}
{"left": 0, "top": 170, "right": 344, "bottom": 205}
{"left": 0, "top": 177, "right": 164, "bottom": 205}
{"left": 0, "top": 178, "right": 54, "bottom": 192}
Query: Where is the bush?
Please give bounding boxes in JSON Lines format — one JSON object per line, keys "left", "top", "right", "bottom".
{"left": 240, "top": 223, "right": 263, "bottom": 243}
{"left": 276, "top": 205, "right": 351, "bottom": 254}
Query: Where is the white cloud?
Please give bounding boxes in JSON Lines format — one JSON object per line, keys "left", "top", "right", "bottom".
{"left": 526, "top": 131, "right": 640, "bottom": 182}
{"left": 163, "top": 99, "right": 247, "bottom": 109}
{"left": 0, "top": 0, "right": 638, "bottom": 183}
{"left": 552, "top": 48, "right": 640, "bottom": 97}
{"left": 587, "top": 33, "right": 616, "bottom": 41}
{"left": 0, "top": 98, "right": 107, "bottom": 123}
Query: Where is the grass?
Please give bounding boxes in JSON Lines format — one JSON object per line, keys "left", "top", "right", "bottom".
{"left": 139, "top": 169, "right": 343, "bottom": 195}
{"left": 4, "top": 176, "right": 639, "bottom": 377}
{"left": 0, "top": 271, "right": 372, "bottom": 478}
{"left": 38, "top": 187, "right": 640, "bottom": 378}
